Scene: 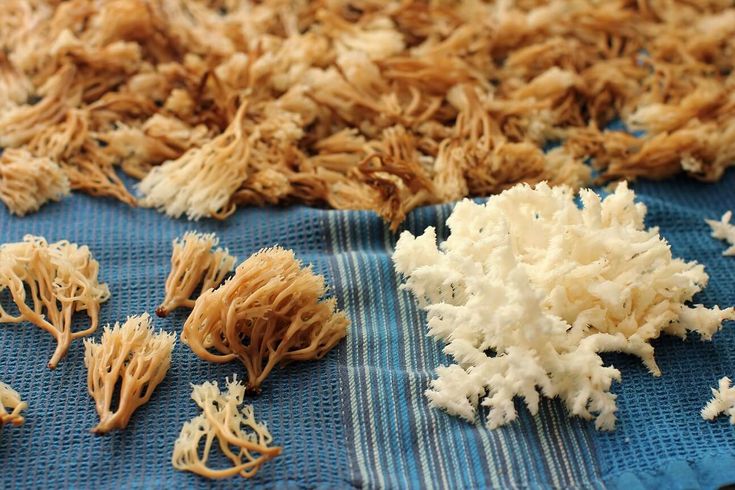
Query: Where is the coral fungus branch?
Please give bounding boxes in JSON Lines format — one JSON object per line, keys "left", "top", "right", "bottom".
{"left": 0, "top": 235, "right": 110, "bottom": 368}
{"left": 702, "top": 377, "right": 735, "bottom": 425}
{"left": 156, "top": 231, "right": 235, "bottom": 317}
{"left": 84, "top": 313, "right": 175, "bottom": 433}
{"left": 172, "top": 377, "right": 281, "bottom": 480}
{"left": 0, "top": 148, "right": 70, "bottom": 216}
{"left": 182, "top": 247, "right": 348, "bottom": 393}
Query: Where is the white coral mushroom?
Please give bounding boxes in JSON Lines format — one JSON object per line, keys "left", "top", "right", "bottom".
{"left": 393, "top": 182, "right": 734, "bottom": 430}
{"left": 137, "top": 102, "right": 252, "bottom": 220}
{"left": 702, "top": 377, "right": 735, "bottom": 425}
{"left": 705, "top": 211, "right": 735, "bottom": 256}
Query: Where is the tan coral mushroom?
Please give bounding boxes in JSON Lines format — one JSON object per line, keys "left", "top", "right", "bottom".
{"left": 137, "top": 101, "right": 253, "bottom": 220}
{"left": 0, "top": 380, "right": 27, "bottom": 427}
{"left": 0, "top": 53, "right": 32, "bottom": 111}
{"left": 0, "top": 235, "right": 110, "bottom": 368}
{"left": 172, "top": 376, "right": 281, "bottom": 479}
{"left": 156, "top": 231, "right": 236, "bottom": 317}
{"left": 84, "top": 313, "right": 175, "bottom": 433}
{"left": 0, "top": 65, "right": 78, "bottom": 149}
{"left": 182, "top": 247, "right": 349, "bottom": 394}
{"left": 0, "top": 148, "right": 70, "bottom": 216}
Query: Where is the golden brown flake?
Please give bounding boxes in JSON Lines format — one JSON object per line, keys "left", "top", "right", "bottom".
{"left": 156, "top": 231, "right": 235, "bottom": 317}
{"left": 182, "top": 247, "right": 349, "bottom": 393}
{"left": 0, "top": 235, "right": 110, "bottom": 368}
{"left": 84, "top": 313, "right": 175, "bottom": 433}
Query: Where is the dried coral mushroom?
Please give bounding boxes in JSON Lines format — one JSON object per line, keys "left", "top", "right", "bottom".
{"left": 84, "top": 313, "right": 175, "bottom": 433}
{"left": 137, "top": 101, "right": 258, "bottom": 221}
{"left": 182, "top": 247, "right": 349, "bottom": 393}
{"left": 0, "top": 148, "right": 70, "bottom": 216}
{"left": 0, "top": 235, "right": 110, "bottom": 368}
{"left": 3, "top": 1, "right": 735, "bottom": 227}
{"left": 156, "top": 231, "right": 235, "bottom": 318}
{"left": 0, "top": 381, "right": 27, "bottom": 427}
{"left": 393, "top": 182, "right": 735, "bottom": 430}
{"left": 172, "top": 377, "right": 281, "bottom": 479}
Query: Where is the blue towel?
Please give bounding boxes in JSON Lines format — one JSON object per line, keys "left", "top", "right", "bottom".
{"left": 0, "top": 169, "right": 733, "bottom": 489}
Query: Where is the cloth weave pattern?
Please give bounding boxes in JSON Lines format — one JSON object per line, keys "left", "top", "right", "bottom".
{"left": 1, "top": 169, "right": 734, "bottom": 489}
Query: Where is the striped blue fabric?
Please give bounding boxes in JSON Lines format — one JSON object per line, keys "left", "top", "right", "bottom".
{"left": 0, "top": 169, "right": 734, "bottom": 489}
{"left": 323, "top": 169, "right": 735, "bottom": 490}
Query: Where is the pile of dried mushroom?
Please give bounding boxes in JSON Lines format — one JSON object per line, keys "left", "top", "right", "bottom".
{"left": 1, "top": 0, "right": 734, "bottom": 227}
{"left": 2, "top": 0, "right": 735, "bottom": 483}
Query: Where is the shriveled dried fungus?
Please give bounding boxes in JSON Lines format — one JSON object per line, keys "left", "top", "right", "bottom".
{"left": 156, "top": 231, "right": 235, "bottom": 317}
{"left": 182, "top": 247, "right": 349, "bottom": 393}
{"left": 172, "top": 376, "right": 281, "bottom": 480}
{"left": 84, "top": 313, "right": 175, "bottom": 433}
{"left": 0, "top": 381, "right": 27, "bottom": 427}
{"left": 0, "top": 235, "right": 110, "bottom": 368}
{"left": 1, "top": 1, "right": 733, "bottom": 226}
{"left": 0, "top": 148, "right": 70, "bottom": 216}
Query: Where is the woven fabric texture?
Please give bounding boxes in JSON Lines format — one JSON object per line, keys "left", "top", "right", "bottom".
{"left": 1, "top": 169, "right": 734, "bottom": 489}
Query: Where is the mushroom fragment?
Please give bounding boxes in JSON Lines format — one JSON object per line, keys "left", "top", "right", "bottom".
{"left": 172, "top": 376, "right": 281, "bottom": 479}
{"left": 84, "top": 313, "right": 175, "bottom": 433}
{"left": 702, "top": 377, "right": 735, "bottom": 425}
{"left": 182, "top": 247, "right": 349, "bottom": 393}
{"left": 156, "top": 231, "right": 235, "bottom": 317}
{"left": 0, "top": 235, "right": 110, "bottom": 368}
{"left": 706, "top": 211, "right": 735, "bottom": 256}
{"left": 0, "top": 148, "right": 70, "bottom": 216}
{"left": 0, "top": 381, "right": 27, "bottom": 427}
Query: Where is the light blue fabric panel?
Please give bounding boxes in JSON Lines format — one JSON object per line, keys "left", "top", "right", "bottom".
{"left": 0, "top": 168, "right": 733, "bottom": 489}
